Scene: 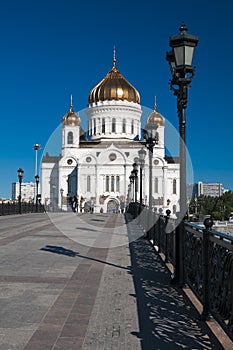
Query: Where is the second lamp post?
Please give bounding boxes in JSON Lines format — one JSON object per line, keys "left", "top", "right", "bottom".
{"left": 17, "top": 168, "right": 24, "bottom": 214}
{"left": 143, "top": 120, "right": 159, "bottom": 238}
{"left": 132, "top": 162, "right": 139, "bottom": 203}
{"left": 144, "top": 120, "right": 159, "bottom": 211}
{"left": 138, "top": 148, "right": 146, "bottom": 205}
{"left": 35, "top": 175, "right": 39, "bottom": 212}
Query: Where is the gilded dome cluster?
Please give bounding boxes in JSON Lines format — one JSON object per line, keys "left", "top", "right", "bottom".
{"left": 88, "top": 59, "right": 140, "bottom": 104}
{"left": 62, "top": 101, "right": 80, "bottom": 126}
{"left": 147, "top": 100, "right": 165, "bottom": 126}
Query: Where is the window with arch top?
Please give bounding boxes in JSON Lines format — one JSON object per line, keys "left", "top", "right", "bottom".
{"left": 102, "top": 118, "right": 105, "bottom": 133}
{"left": 106, "top": 176, "right": 110, "bottom": 192}
{"left": 87, "top": 175, "right": 91, "bottom": 192}
{"left": 122, "top": 119, "right": 126, "bottom": 133}
{"left": 131, "top": 120, "right": 134, "bottom": 134}
{"left": 154, "top": 178, "right": 158, "bottom": 193}
{"left": 67, "top": 131, "right": 73, "bottom": 144}
{"left": 112, "top": 118, "right": 116, "bottom": 133}
{"left": 173, "top": 205, "right": 176, "bottom": 214}
{"left": 94, "top": 119, "right": 96, "bottom": 135}
{"left": 173, "top": 179, "right": 177, "bottom": 194}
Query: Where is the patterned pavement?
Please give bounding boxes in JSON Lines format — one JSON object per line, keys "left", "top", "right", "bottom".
{"left": 0, "top": 212, "right": 230, "bottom": 349}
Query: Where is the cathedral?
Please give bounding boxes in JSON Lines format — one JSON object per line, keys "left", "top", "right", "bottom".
{"left": 41, "top": 54, "right": 180, "bottom": 214}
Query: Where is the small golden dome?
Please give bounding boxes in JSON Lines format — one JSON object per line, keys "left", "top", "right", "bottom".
{"left": 147, "top": 98, "right": 165, "bottom": 126}
{"left": 88, "top": 55, "right": 140, "bottom": 104}
{"left": 62, "top": 97, "right": 80, "bottom": 126}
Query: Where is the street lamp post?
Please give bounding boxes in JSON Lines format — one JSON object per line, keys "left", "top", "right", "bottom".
{"left": 167, "top": 22, "right": 198, "bottom": 219}
{"left": 166, "top": 23, "right": 198, "bottom": 285}
{"left": 132, "top": 162, "right": 139, "bottom": 203}
{"left": 17, "top": 168, "right": 24, "bottom": 214}
{"left": 35, "top": 175, "right": 39, "bottom": 212}
{"left": 60, "top": 188, "right": 64, "bottom": 211}
{"left": 33, "top": 144, "right": 42, "bottom": 204}
{"left": 129, "top": 172, "right": 135, "bottom": 202}
{"left": 52, "top": 184, "right": 56, "bottom": 212}
{"left": 144, "top": 120, "right": 159, "bottom": 209}
{"left": 144, "top": 120, "right": 159, "bottom": 238}
{"left": 138, "top": 148, "right": 146, "bottom": 205}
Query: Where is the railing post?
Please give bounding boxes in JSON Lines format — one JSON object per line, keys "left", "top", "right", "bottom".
{"left": 171, "top": 218, "right": 185, "bottom": 287}
{"left": 156, "top": 215, "right": 161, "bottom": 253}
{"left": 157, "top": 215, "right": 162, "bottom": 253}
{"left": 164, "top": 210, "right": 171, "bottom": 263}
{"left": 200, "top": 217, "right": 214, "bottom": 320}
{"left": 152, "top": 210, "right": 155, "bottom": 245}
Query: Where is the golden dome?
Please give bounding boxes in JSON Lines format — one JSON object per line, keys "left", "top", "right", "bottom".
{"left": 88, "top": 56, "right": 140, "bottom": 104}
{"left": 147, "top": 98, "right": 165, "bottom": 126}
{"left": 62, "top": 97, "right": 80, "bottom": 126}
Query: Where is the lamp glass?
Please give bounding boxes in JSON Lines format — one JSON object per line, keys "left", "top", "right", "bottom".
{"left": 174, "top": 45, "right": 194, "bottom": 67}
{"left": 144, "top": 121, "right": 158, "bottom": 141}
{"left": 138, "top": 148, "right": 146, "bottom": 162}
{"left": 133, "top": 162, "right": 138, "bottom": 172}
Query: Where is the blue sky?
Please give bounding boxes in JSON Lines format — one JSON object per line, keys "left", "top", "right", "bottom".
{"left": 0, "top": 0, "right": 232, "bottom": 198}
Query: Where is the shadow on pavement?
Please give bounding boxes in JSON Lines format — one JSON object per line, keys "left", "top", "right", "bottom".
{"left": 127, "top": 217, "right": 224, "bottom": 350}
{"left": 40, "top": 245, "right": 131, "bottom": 271}
{"left": 40, "top": 245, "right": 77, "bottom": 257}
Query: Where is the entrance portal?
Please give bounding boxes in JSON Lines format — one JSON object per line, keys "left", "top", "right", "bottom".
{"left": 107, "top": 199, "right": 119, "bottom": 213}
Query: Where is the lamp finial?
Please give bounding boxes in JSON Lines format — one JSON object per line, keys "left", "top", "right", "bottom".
{"left": 180, "top": 21, "right": 188, "bottom": 33}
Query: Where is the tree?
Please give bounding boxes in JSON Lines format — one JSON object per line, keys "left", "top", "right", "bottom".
{"left": 188, "top": 191, "right": 233, "bottom": 221}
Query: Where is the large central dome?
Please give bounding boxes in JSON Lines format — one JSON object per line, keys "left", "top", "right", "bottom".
{"left": 88, "top": 58, "right": 140, "bottom": 104}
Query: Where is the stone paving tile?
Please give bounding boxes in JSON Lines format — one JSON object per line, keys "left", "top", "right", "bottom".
{"left": 82, "top": 215, "right": 141, "bottom": 350}
{"left": 23, "top": 214, "right": 116, "bottom": 349}
{"left": 0, "top": 329, "right": 35, "bottom": 350}
{"left": 0, "top": 213, "right": 231, "bottom": 350}
{"left": 53, "top": 336, "right": 84, "bottom": 350}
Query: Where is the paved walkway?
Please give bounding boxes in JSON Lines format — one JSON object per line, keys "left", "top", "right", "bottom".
{"left": 0, "top": 212, "right": 230, "bottom": 349}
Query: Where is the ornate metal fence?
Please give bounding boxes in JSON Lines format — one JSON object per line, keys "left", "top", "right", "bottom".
{"left": 128, "top": 202, "right": 233, "bottom": 341}
{"left": 185, "top": 222, "right": 233, "bottom": 341}
{"left": 0, "top": 202, "right": 45, "bottom": 215}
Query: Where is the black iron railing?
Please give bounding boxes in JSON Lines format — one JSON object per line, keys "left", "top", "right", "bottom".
{"left": 0, "top": 202, "right": 45, "bottom": 215}
{"left": 128, "top": 202, "right": 233, "bottom": 342}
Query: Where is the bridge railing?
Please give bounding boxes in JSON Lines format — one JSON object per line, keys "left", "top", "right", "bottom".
{"left": 128, "top": 202, "right": 233, "bottom": 342}
{"left": 0, "top": 202, "right": 45, "bottom": 215}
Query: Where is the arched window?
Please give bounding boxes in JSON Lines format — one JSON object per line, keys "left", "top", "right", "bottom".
{"left": 112, "top": 118, "right": 116, "bottom": 133}
{"left": 154, "top": 178, "right": 158, "bottom": 193}
{"left": 93, "top": 119, "right": 96, "bottom": 135}
{"left": 111, "top": 176, "right": 115, "bottom": 192}
{"left": 102, "top": 118, "right": 105, "bottom": 133}
{"left": 173, "top": 205, "right": 176, "bottom": 214}
{"left": 122, "top": 119, "right": 126, "bottom": 133}
{"left": 67, "top": 131, "right": 73, "bottom": 144}
{"left": 87, "top": 175, "right": 91, "bottom": 192}
{"left": 131, "top": 120, "right": 134, "bottom": 134}
{"left": 106, "top": 176, "right": 109, "bottom": 192}
{"left": 116, "top": 176, "right": 120, "bottom": 192}
{"left": 173, "top": 179, "right": 177, "bottom": 194}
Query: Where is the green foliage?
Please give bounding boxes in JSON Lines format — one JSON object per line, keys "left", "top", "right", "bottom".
{"left": 189, "top": 190, "right": 233, "bottom": 220}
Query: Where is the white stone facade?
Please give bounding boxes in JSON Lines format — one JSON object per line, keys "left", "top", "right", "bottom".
{"left": 41, "top": 62, "right": 180, "bottom": 215}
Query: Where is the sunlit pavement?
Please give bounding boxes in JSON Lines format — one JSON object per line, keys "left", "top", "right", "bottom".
{"left": 0, "top": 212, "right": 229, "bottom": 349}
